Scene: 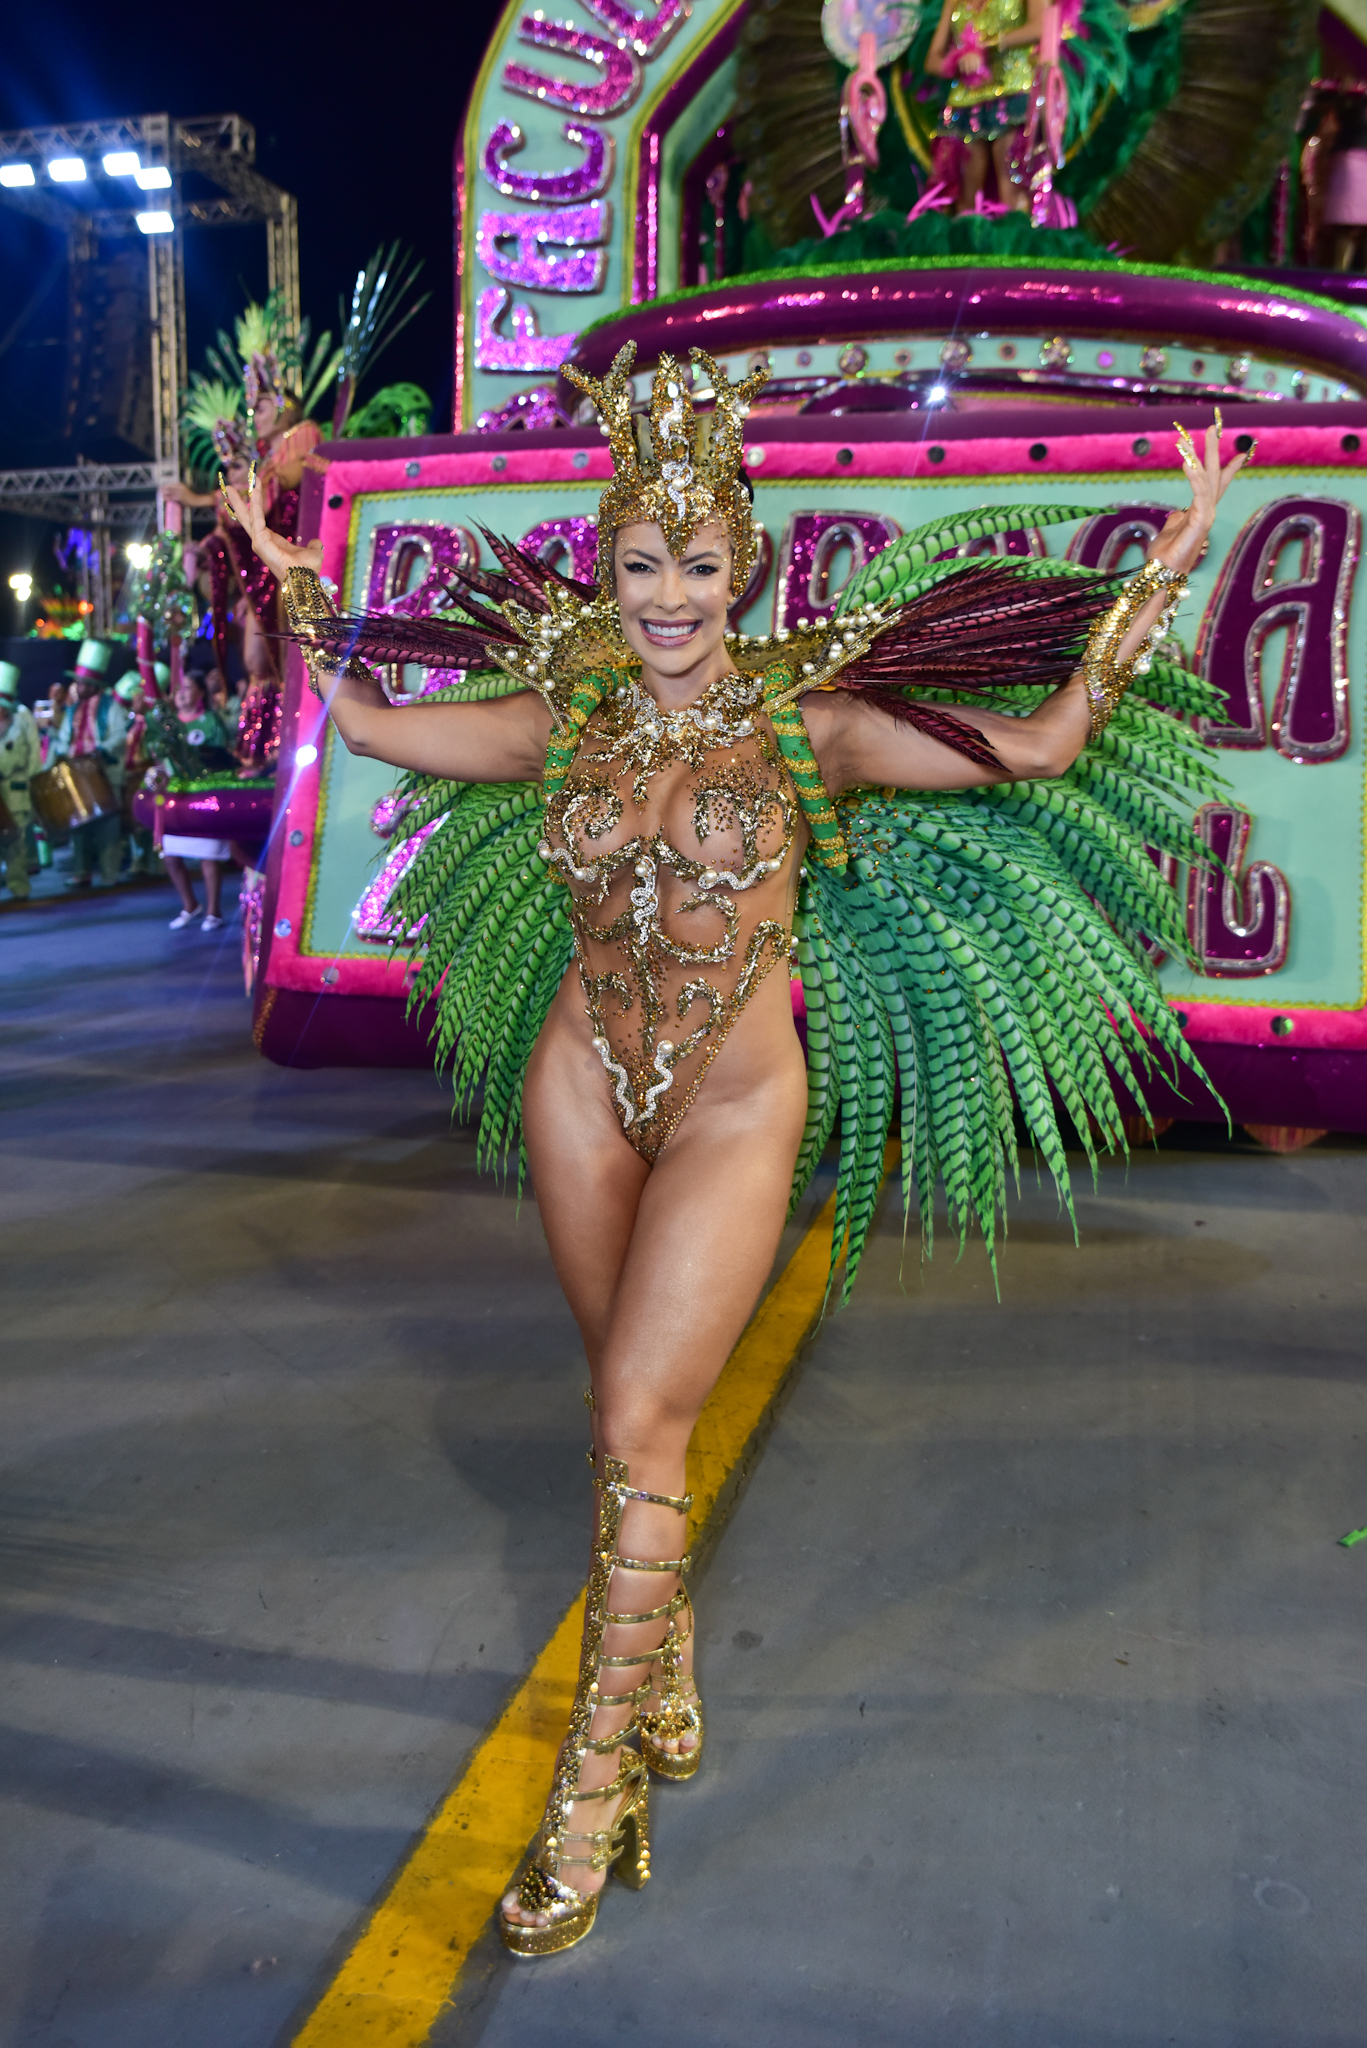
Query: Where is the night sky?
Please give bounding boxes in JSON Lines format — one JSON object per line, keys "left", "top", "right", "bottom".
{"left": 0, "top": 0, "right": 506, "bottom": 616}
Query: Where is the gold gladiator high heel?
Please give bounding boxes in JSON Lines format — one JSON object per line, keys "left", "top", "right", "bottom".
{"left": 637, "top": 1531, "right": 705, "bottom": 1782}
{"left": 499, "top": 1455, "right": 659, "bottom": 1958}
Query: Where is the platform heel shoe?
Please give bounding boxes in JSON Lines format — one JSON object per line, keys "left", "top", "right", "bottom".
{"left": 499, "top": 1456, "right": 661, "bottom": 1957}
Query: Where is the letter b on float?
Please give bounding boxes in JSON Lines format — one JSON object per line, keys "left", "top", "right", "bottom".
{"left": 1196, "top": 496, "right": 1360, "bottom": 762}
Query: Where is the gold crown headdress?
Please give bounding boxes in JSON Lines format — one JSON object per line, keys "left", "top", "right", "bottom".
{"left": 563, "top": 342, "right": 768, "bottom": 595}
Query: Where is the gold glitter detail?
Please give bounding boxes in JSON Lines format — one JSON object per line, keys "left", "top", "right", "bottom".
{"left": 564, "top": 343, "right": 768, "bottom": 594}
{"left": 1081, "top": 556, "right": 1187, "bottom": 739}
{"left": 540, "top": 673, "right": 798, "bottom": 1160}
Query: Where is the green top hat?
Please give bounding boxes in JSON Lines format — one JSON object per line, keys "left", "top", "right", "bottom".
{"left": 153, "top": 661, "right": 171, "bottom": 687}
{"left": 113, "top": 674, "right": 140, "bottom": 703}
{"left": 65, "top": 639, "right": 112, "bottom": 682}
{"left": 0, "top": 660, "right": 19, "bottom": 700}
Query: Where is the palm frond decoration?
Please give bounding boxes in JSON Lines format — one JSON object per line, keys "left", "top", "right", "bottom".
{"left": 181, "top": 374, "right": 247, "bottom": 477}
{"left": 331, "top": 243, "right": 430, "bottom": 435}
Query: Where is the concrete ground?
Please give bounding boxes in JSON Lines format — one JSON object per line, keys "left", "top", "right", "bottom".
{"left": 3, "top": 883, "right": 1365, "bottom": 2048}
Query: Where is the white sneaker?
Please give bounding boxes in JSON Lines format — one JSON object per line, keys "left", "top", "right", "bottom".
{"left": 169, "top": 907, "right": 202, "bottom": 930}
{"left": 202, "top": 913, "right": 224, "bottom": 933}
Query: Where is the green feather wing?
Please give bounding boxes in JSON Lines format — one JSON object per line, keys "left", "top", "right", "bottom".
{"left": 380, "top": 761, "right": 571, "bottom": 1187}
{"left": 793, "top": 669, "right": 1227, "bottom": 1298}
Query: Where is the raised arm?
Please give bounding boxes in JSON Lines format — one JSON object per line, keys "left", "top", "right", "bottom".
{"left": 924, "top": 0, "right": 961, "bottom": 77}
{"left": 806, "top": 421, "right": 1246, "bottom": 797}
{"left": 221, "top": 482, "right": 551, "bottom": 784}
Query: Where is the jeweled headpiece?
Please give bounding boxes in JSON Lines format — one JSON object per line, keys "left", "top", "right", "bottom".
{"left": 564, "top": 342, "right": 768, "bottom": 595}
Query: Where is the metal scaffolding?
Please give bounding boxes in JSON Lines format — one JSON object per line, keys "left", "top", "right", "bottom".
{"left": 0, "top": 113, "right": 298, "bottom": 541}
{"left": 0, "top": 460, "right": 160, "bottom": 635}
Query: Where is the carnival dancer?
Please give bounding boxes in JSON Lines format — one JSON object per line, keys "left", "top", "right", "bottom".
{"left": 48, "top": 642, "right": 130, "bottom": 889}
{"left": 172, "top": 366, "right": 310, "bottom": 775}
{"left": 0, "top": 663, "right": 40, "bottom": 899}
{"left": 925, "top": 0, "right": 1045, "bottom": 212}
{"left": 226, "top": 347, "right": 1243, "bottom": 1957}
{"left": 140, "top": 666, "right": 237, "bottom": 931}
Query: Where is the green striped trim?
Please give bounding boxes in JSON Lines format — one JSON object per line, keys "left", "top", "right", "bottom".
{"left": 764, "top": 665, "right": 847, "bottom": 872}
{"left": 541, "top": 670, "right": 613, "bottom": 796}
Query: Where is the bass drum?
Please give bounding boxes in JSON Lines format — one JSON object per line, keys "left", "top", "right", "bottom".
{"left": 30, "top": 756, "right": 118, "bottom": 834}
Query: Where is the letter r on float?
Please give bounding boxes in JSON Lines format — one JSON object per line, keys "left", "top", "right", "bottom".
{"left": 1196, "top": 497, "right": 1360, "bottom": 762}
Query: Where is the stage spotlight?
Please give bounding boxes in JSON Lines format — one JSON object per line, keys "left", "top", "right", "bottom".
{"left": 125, "top": 544, "right": 154, "bottom": 570}
{"left": 103, "top": 150, "right": 141, "bottom": 175}
{"left": 0, "top": 163, "right": 36, "bottom": 186}
{"left": 135, "top": 165, "right": 171, "bottom": 189}
{"left": 136, "top": 210, "right": 174, "bottom": 234}
{"left": 47, "top": 157, "right": 86, "bottom": 182}
{"left": 295, "top": 743, "right": 319, "bottom": 767}
{"left": 8, "top": 572, "right": 33, "bottom": 603}
{"left": 928, "top": 384, "right": 948, "bottom": 403}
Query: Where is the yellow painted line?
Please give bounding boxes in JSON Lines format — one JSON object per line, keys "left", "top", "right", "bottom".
{"left": 291, "top": 1155, "right": 893, "bottom": 2045}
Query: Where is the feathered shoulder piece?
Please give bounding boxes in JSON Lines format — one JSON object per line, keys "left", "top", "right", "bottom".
{"left": 292, "top": 500, "right": 1128, "bottom": 774}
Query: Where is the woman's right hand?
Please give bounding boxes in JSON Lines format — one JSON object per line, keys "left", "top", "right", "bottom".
{"left": 221, "top": 482, "right": 324, "bottom": 581}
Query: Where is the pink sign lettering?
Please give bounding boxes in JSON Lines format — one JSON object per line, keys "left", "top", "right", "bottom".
{"left": 520, "top": 517, "right": 600, "bottom": 584}
{"left": 1186, "top": 803, "right": 1291, "bottom": 976}
{"left": 476, "top": 202, "right": 613, "bottom": 295}
{"left": 483, "top": 119, "right": 615, "bottom": 203}
{"left": 579, "top": 0, "right": 689, "bottom": 59}
{"left": 774, "top": 512, "right": 901, "bottom": 630}
{"left": 1196, "top": 496, "right": 1359, "bottom": 762}
{"left": 503, "top": 18, "right": 642, "bottom": 117}
{"left": 1065, "top": 506, "right": 1171, "bottom": 572}
{"left": 475, "top": 286, "right": 578, "bottom": 374}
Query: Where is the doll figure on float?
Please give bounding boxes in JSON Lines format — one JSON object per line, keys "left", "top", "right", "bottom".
{"left": 925, "top": 0, "right": 1045, "bottom": 212}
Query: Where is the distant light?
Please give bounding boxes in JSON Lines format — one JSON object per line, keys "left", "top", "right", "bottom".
{"left": 136, "top": 210, "right": 174, "bottom": 235}
{"left": 103, "top": 150, "right": 141, "bottom": 175}
{"left": 0, "top": 163, "right": 36, "bottom": 187}
{"left": 928, "top": 384, "right": 947, "bottom": 404}
{"left": 134, "top": 164, "right": 171, "bottom": 189}
{"left": 47, "top": 157, "right": 86, "bottom": 182}
{"left": 295, "top": 743, "right": 318, "bottom": 767}
{"left": 8, "top": 572, "right": 33, "bottom": 603}
{"left": 125, "top": 543, "right": 153, "bottom": 570}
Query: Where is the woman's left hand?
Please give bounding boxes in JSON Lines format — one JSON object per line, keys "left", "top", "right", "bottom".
{"left": 1150, "top": 419, "right": 1249, "bottom": 576}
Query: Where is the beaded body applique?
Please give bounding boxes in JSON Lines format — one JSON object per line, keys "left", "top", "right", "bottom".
{"left": 540, "top": 667, "right": 799, "bottom": 1160}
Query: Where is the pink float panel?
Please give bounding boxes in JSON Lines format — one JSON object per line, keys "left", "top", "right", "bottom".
{"left": 252, "top": 422, "right": 1367, "bottom": 1098}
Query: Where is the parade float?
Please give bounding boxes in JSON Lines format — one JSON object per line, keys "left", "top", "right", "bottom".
{"left": 249, "top": 0, "right": 1367, "bottom": 1142}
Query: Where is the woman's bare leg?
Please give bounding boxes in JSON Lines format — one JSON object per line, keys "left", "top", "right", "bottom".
{"left": 992, "top": 130, "right": 1028, "bottom": 211}
{"left": 204, "top": 860, "right": 224, "bottom": 918}
{"left": 505, "top": 989, "right": 807, "bottom": 1926}
{"left": 956, "top": 138, "right": 989, "bottom": 212}
{"left": 163, "top": 854, "right": 197, "bottom": 914}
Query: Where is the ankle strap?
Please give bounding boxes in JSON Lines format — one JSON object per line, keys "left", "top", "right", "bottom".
{"left": 596, "top": 1459, "right": 692, "bottom": 1515}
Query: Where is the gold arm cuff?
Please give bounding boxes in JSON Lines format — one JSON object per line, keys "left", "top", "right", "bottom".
{"left": 1081, "top": 556, "right": 1187, "bottom": 740}
{"left": 281, "top": 566, "right": 378, "bottom": 699}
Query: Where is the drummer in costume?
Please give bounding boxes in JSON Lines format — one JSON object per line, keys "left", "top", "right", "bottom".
{"left": 226, "top": 347, "right": 1244, "bottom": 1957}
{"left": 47, "top": 642, "right": 129, "bottom": 889}
{"left": 116, "top": 667, "right": 165, "bottom": 876}
{"left": 0, "top": 662, "right": 40, "bottom": 899}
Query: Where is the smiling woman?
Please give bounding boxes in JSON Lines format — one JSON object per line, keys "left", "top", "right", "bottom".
{"left": 221, "top": 338, "right": 1241, "bottom": 1958}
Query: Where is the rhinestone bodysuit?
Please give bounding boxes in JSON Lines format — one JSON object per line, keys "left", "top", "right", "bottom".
{"left": 540, "top": 669, "right": 799, "bottom": 1161}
